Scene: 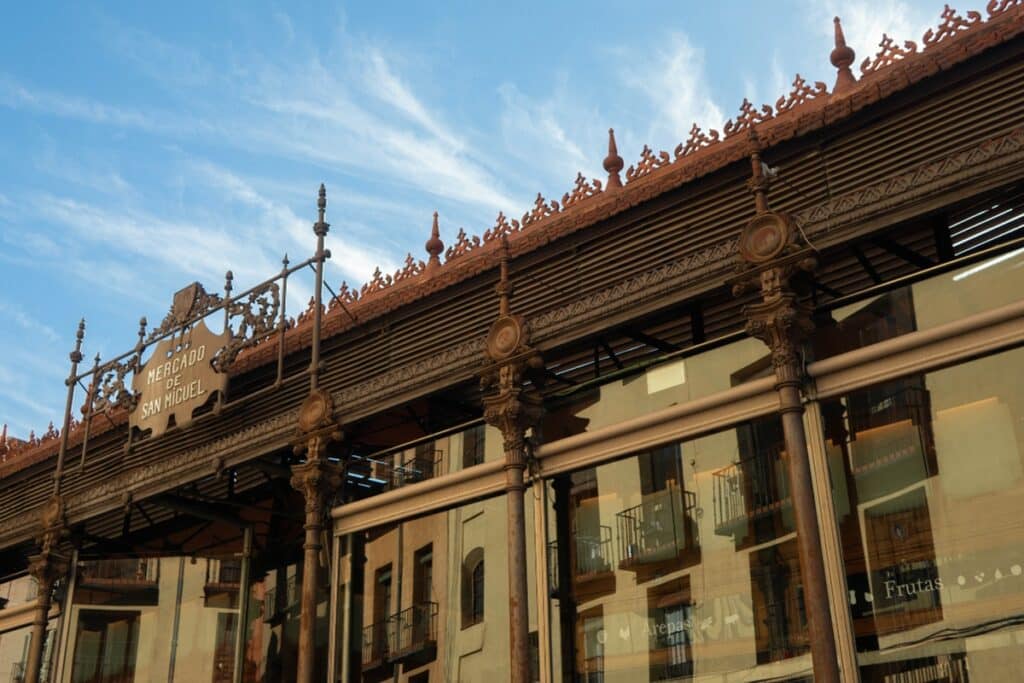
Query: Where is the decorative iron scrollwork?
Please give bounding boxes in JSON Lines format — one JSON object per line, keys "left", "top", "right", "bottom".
{"left": 212, "top": 281, "right": 281, "bottom": 371}
{"left": 146, "top": 282, "right": 223, "bottom": 343}
{"left": 91, "top": 356, "right": 142, "bottom": 415}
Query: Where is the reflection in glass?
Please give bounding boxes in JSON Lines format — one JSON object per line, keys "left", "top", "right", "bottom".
{"left": 340, "top": 494, "right": 536, "bottom": 682}
{"left": 822, "top": 347, "right": 1024, "bottom": 680}
{"left": 63, "top": 556, "right": 245, "bottom": 682}
{"left": 814, "top": 245, "right": 1024, "bottom": 360}
{"left": 547, "top": 417, "right": 809, "bottom": 681}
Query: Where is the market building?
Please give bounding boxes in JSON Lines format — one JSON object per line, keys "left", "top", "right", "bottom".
{"left": 2, "top": 3, "right": 1024, "bottom": 681}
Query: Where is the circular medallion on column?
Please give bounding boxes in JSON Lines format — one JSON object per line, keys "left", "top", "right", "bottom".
{"left": 487, "top": 314, "right": 524, "bottom": 361}
{"left": 738, "top": 211, "right": 794, "bottom": 265}
{"left": 298, "top": 389, "right": 334, "bottom": 433}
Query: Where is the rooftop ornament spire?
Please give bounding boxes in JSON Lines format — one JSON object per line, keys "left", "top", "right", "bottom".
{"left": 425, "top": 211, "right": 444, "bottom": 271}
{"left": 604, "top": 128, "right": 624, "bottom": 190}
{"left": 831, "top": 16, "right": 858, "bottom": 94}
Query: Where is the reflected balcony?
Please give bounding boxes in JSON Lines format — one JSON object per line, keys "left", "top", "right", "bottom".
{"left": 390, "top": 450, "right": 443, "bottom": 489}
{"left": 204, "top": 558, "right": 242, "bottom": 608}
{"left": 712, "top": 444, "right": 792, "bottom": 539}
{"left": 388, "top": 602, "right": 438, "bottom": 666}
{"left": 361, "top": 621, "right": 393, "bottom": 675}
{"left": 617, "top": 485, "right": 698, "bottom": 574}
{"left": 78, "top": 558, "right": 159, "bottom": 592}
{"left": 548, "top": 526, "right": 614, "bottom": 597}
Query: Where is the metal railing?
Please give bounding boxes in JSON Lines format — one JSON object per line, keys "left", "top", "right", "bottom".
{"left": 362, "top": 621, "right": 390, "bottom": 668}
{"left": 390, "top": 450, "right": 443, "bottom": 489}
{"left": 712, "top": 445, "right": 789, "bottom": 531}
{"left": 78, "top": 558, "right": 159, "bottom": 585}
{"left": 617, "top": 486, "right": 697, "bottom": 567}
{"left": 390, "top": 602, "right": 439, "bottom": 658}
{"left": 548, "top": 526, "right": 613, "bottom": 593}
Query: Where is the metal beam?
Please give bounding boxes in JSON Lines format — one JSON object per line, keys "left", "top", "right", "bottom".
{"left": 851, "top": 245, "right": 882, "bottom": 284}
{"left": 598, "top": 338, "right": 624, "bottom": 370}
{"left": 871, "top": 236, "right": 935, "bottom": 269}
{"left": 150, "top": 494, "right": 244, "bottom": 528}
{"left": 624, "top": 328, "right": 681, "bottom": 353}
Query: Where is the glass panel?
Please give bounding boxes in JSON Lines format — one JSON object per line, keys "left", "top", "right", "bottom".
{"left": 821, "top": 346, "right": 1024, "bottom": 679}
{"left": 346, "top": 424, "right": 502, "bottom": 500}
{"left": 338, "top": 493, "right": 537, "bottom": 681}
{"left": 547, "top": 417, "right": 811, "bottom": 681}
{"left": 814, "top": 246, "right": 1024, "bottom": 359}
{"left": 63, "top": 555, "right": 242, "bottom": 682}
{"left": 544, "top": 336, "right": 769, "bottom": 440}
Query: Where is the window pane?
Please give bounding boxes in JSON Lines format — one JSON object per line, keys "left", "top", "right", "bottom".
{"left": 339, "top": 494, "right": 536, "bottom": 681}
{"left": 547, "top": 417, "right": 811, "bottom": 681}
{"left": 822, "top": 346, "right": 1024, "bottom": 678}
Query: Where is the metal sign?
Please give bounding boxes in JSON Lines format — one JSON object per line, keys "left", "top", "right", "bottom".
{"left": 130, "top": 319, "right": 228, "bottom": 437}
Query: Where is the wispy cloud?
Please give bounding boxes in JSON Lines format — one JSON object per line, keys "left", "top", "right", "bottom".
{"left": 617, "top": 32, "right": 725, "bottom": 148}
{"left": 0, "top": 301, "right": 60, "bottom": 343}
{"left": 0, "top": 75, "right": 209, "bottom": 137}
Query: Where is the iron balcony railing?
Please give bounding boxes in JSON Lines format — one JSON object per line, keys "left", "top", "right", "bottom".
{"left": 617, "top": 486, "right": 697, "bottom": 568}
{"left": 362, "top": 621, "right": 390, "bottom": 669}
{"left": 389, "top": 602, "right": 439, "bottom": 660}
{"left": 712, "top": 445, "right": 790, "bottom": 532}
{"left": 78, "top": 558, "right": 159, "bottom": 586}
{"left": 390, "top": 450, "right": 443, "bottom": 489}
{"left": 548, "top": 526, "right": 613, "bottom": 594}
{"left": 362, "top": 602, "right": 439, "bottom": 668}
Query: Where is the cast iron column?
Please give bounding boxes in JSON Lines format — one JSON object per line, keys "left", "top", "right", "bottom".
{"left": 25, "top": 320, "right": 84, "bottom": 683}
{"left": 732, "top": 145, "right": 841, "bottom": 682}
{"left": 480, "top": 240, "right": 543, "bottom": 683}
{"left": 291, "top": 395, "right": 343, "bottom": 683}
{"left": 24, "top": 498, "right": 68, "bottom": 683}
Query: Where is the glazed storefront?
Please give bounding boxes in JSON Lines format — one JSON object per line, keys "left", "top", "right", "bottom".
{"left": 331, "top": 243, "right": 1024, "bottom": 682}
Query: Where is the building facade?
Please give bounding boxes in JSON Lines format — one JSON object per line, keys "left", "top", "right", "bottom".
{"left": 2, "top": 3, "right": 1024, "bottom": 682}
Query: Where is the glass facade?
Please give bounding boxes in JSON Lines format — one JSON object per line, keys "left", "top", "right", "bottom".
{"left": 62, "top": 556, "right": 241, "bottom": 682}
{"left": 821, "top": 346, "right": 1024, "bottom": 680}
{"left": 545, "top": 417, "right": 810, "bottom": 681}
{"left": 543, "top": 336, "right": 769, "bottom": 441}
{"left": 815, "top": 247, "right": 1024, "bottom": 360}
{"left": 337, "top": 495, "right": 539, "bottom": 682}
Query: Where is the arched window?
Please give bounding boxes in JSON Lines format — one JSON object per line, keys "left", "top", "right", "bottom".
{"left": 461, "top": 548, "right": 485, "bottom": 628}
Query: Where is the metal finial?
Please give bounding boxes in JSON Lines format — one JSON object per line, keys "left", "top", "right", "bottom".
{"left": 70, "top": 318, "right": 86, "bottom": 364}
{"left": 282, "top": 253, "right": 290, "bottom": 269}
{"left": 603, "top": 128, "right": 624, "bottom": 190}
{"left": 831, "top": 17, "right": 857, "bottom": 95}
{"left": 425, "top": 211, "right": 444, "bottom": 269}
{"left": 224, "top": 270, "right": 234, "bottom": 295}
{"left": 137, "top": 317, "right": 147, "bottom": 344}
{"left": 314, "top": 184, "right": 330, "bottom": 237}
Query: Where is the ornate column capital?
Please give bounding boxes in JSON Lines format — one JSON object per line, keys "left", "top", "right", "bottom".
{"left": 291, "top": 389, "right": 344, "bottom": 514}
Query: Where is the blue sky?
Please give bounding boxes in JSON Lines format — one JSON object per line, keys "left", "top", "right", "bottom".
{"left": 0, "top": 0, "right": 945, "bottom": 437}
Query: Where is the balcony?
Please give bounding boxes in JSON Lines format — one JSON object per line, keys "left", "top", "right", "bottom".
{"left": 548, "top": 526, "right": 614, "bottom": 596}
{"left": 712, "top": 445, "right": 790, "bottom": 537}
{"left": 362, "top": 602, "right": 439, "bottom": 672}
{"left": 204, "top": 558, "right": 242, "bottom": 607}
{"left": 77, "top": 558, "right": 159, "bottom": 591}
{"left": 617, "top": 485, "right": 698, "bottom": 574}
{"left": 390, "top": 450, "right": 443, "bottom": 489}
{"left": 361, "top": 621, "right": 392, "bottom": 674}
{"left": 389, "top": 602, "right": 438, "bottom": 666}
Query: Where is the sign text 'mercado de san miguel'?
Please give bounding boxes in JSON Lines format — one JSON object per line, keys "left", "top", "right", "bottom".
{"left": 130, "top": 321, "right": 228, "bottom": 437}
